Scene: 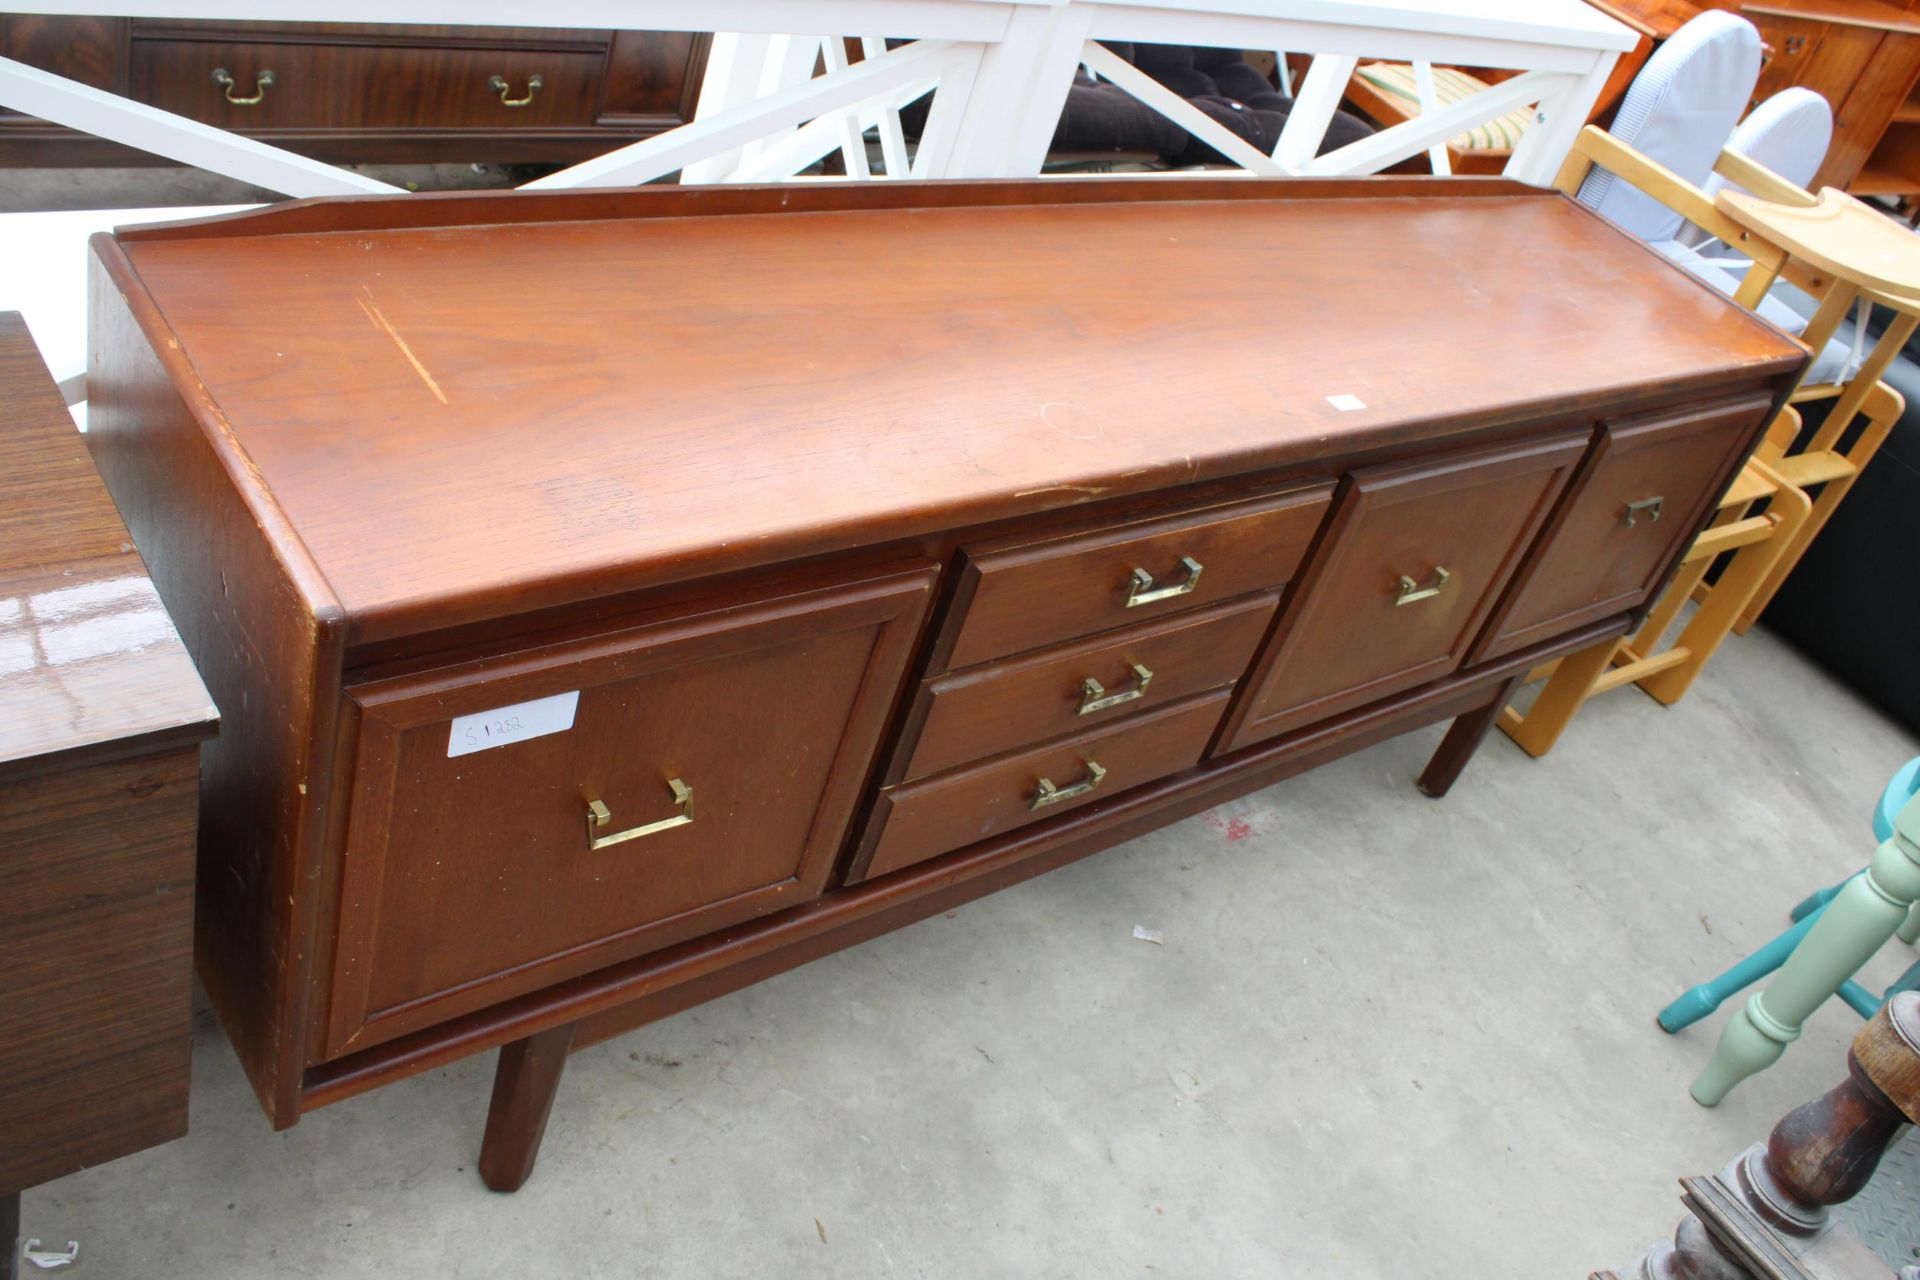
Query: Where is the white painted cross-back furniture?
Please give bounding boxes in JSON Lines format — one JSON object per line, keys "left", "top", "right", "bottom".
{"left": 0, "top": 0, "right": 1636, "bottom": 404}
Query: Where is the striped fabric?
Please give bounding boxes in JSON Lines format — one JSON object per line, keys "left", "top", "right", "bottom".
{"left": 1352, "top": 63, "right": 1535, "bottom": 152}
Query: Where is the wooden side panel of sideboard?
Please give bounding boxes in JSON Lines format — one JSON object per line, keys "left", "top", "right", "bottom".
{"left": 88, "top": 242, "right": 346, "bottom": 1128}
{"left": 0, "top": 748, "right": 198, "bottom": 1193}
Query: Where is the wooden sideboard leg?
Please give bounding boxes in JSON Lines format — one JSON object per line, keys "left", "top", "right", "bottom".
{"left": 2, "top": 1191, "right": 18, "bottom": 1280}
{"left": 477, "top": 1021, "right": 576, "bottom": 1193}
{"left": 1418, "top": 674, "right": 1526, "bottom": 798}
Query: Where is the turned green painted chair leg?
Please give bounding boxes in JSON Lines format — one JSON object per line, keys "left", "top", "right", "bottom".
{"left": 1690, "top": 763, "right": 1920, "bottom": 1106}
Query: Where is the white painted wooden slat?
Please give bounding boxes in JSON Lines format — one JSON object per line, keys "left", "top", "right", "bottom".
{"left": 0, "top": 56, "right": 399, "bottom": 196}
{"left": 862, "top": 35, "right": 914, "bottom": 177}
{"left": 1301, "top": 68, "right": 1554, "bottom": 175}
{"left": 1413, "top": 60, "right": 1451, "bottom": 176}
{"left": 728, "top": 71, "right": 943, "bottom": 181}
{"left": 818, "top": 36, "right": 873, "bottom": 179}
{"left": 522, "top": 39, "right": 957, "bottom": 190}
{"left": 0, "top": 1, "right": 1022, "bottom": 42}
{"left": 1274, "top": 52, "right": 1357, "bottom": 169}
{"left": 911, "top": 44, "right": 985, "bottom": 177}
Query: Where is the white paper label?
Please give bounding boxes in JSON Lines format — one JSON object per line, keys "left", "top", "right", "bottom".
{"left": 447, "top": 690, "right": 579, "bottom": 757}
{"left": 1326, "top": 393, "right": 1367, "bottom": 411}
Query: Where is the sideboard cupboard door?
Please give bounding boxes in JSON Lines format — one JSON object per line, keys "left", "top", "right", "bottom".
{"left": 1473, "top": 394, "right": 1773, "bottom": 662}
{"left": 321, "top": 565, "right": 934, "bottom": 1058}
{"left": 1217, "top": 431, "right": 1587, "bottom": 752}
{"left": 935, "top": 487, "right": 1334, "bottom": 673}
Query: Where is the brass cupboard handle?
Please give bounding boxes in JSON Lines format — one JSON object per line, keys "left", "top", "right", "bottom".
{"left": 1393, "top": 565, "right": 1451, "bottom": 606}
{"left": 1031, "top": 760, "right": 1107, "bottom": 810}
{"left": 1078, "top": 662, "right": 1153, "bottom": 715}
{"left": 1621, "top": 496, "right": 1664, "bottom": 527}
{"left": 489, "top": 73, "right": 543, "bottom": 107}
{"left": 212, "top": 68, "right": 274, "bottom": 105}
{"left": 1126, "top": 556, "right": 1203, "bottom": 607}
{"left": 585, "top": 777, "right": 692, "bottom": 850}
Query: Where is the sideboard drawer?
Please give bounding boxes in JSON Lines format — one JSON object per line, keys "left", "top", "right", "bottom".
{"left": 322, "top": 566, "right": 933, "bottom": 1056}
{"left": 133, "top": 39, "right": 606, "bottom": 130}
{"left": 856, "top": 689, "right": 1231, "bottom": 882}
{"left": 1218, "top": 432, "right": 1586, "bottom": 752}
{"left": 1473, "top": 394, "right": 1772, "bottom": 661}
{"left": 936, "top": 487, "right": 1333, "bottom": 672}
{"left": 897, "top": 592, "right": 1278, "bottom": 783}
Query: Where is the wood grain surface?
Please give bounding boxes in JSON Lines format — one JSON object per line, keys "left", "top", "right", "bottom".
{"left": 102, "top": 182, "right": 1807, "bottom": 644}
{"left": 0, "top": 313, "right": 215, "bottom": 779}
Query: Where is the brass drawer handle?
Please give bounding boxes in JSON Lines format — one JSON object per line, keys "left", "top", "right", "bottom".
{"left": 489, "top": 74, "right": 544, "bottom": 107}
{"left": 1621, "top": 496, "right": 1664, "bottom": 527}
{"left": 585, "top": 777, "right": 692, "bottom": 850}
{"left": 1393, "top": 565, "right": 1451, "bottom": 606}
{"left": 1032, "top": 759, "right": 1107, "bottom": 809}
{"left": 212, "top": 68, "right": 275, "bottom": 105}
{"left": 1078, "top": 661, "right": 1154, "bottom": 715}
{"left": 1126, "top": 556, "right": 1203, "bottom": 607}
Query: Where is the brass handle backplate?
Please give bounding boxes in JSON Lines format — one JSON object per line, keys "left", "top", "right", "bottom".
{"left": 489, "top": 73, "right": 544, "bottom": 107}
{"left": 1126, "top": 556, "right": 1203, "bottom": 607}
{"left": 1078, "top": 661, "right": 1154, "bottom": 715}
{"left": 1031, "top": 760, "right": 1107, "bottom": 810}
{"left": 212, "top": 68, "right": 275, "bottom": 105}
{"left": 1393, "top": 565, "right": 1452, "bottom": 607}
{"left": 1621, "top": 496, "right": 1664, "bottom": 527}
{"left": 586, "top": 777, "right": 693, "bottom": 850}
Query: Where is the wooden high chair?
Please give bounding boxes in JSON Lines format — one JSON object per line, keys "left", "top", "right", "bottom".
{"left": 1554, "top": 126, "right": 1913, "bottom": 637}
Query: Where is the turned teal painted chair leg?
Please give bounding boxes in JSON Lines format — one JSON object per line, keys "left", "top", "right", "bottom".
{"left": 1691, "top": 785, "right": 1920, "bottom": 1106}
{"left": 1659, "top": 891, "right": 1837, "bottom": 1032}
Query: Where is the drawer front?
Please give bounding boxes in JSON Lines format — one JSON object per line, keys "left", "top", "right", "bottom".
{"left": 937, "top": 487, "right": 1333, "bottom": 672}
{"left": 1219, "top": 431, "right": 1587, "bottom": 752}
{"left": 897, "top": 592, "right": 1278, "bottom": 783}
{"left": 1475, "top": 395, "right": 1770, "bottom": 661}
{"left": 323, "top": 566, "right": 933, "bottom": 1057}
{"left": 856, "top": 690, "right": 1231, "bottom": 882}
{"left": 132, "top": 39, "right": 606, "bottom": 130}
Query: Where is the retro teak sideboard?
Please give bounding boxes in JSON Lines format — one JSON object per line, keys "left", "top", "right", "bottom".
{"left": 83, "top": 177, "right": 1806, "bottom": 1190}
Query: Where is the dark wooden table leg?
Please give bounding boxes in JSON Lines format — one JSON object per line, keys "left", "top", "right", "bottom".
{"left": 2, "top": 1190, "right": 19, "bottom": 1280}
{"left": 477, "top": 1021, "right": 576, "bottom": 1193}
{"left": 1418, "top": 673, "right": 1526, "bottom": 799}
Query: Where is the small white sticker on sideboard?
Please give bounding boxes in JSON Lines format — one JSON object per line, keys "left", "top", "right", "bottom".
{"left": 1326, "top": 393, "right": 1367, "bottom": 411}
{"left": 448, "top": 690, "right": 580, "bottom": 758}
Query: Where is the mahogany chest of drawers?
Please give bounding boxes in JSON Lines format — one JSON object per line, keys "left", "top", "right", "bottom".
{"left": 0, "top": 16, "right": 707, "bottom": 166}
{"left": 83, "top": 177, "right": 1806, "bottom": 1189}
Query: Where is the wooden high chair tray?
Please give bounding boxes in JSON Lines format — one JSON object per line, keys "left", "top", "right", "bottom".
{"left": 1718, "top": 186, "right": 1920, "bottom": 304}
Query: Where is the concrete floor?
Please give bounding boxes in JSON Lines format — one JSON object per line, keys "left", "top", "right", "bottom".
{"left": 13, "top": 623, "right": 1913, "bottom": 1278}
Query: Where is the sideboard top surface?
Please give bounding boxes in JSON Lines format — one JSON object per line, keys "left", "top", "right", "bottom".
{"left": 96, "top": 180, "right": 1805, "bottom": 643}
{"left": 0, "top": 312, "right": 217, "bottom": 778}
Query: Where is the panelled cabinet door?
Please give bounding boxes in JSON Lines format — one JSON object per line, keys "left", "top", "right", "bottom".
{"left": 1473, "top": 394, "right": 1771, "bottom": 662}
{"left": 1217, "top": 431, "right": 1587, "bottom": 753}
{"left": 321, "top": 565, "right": 933, "bottom": 1058}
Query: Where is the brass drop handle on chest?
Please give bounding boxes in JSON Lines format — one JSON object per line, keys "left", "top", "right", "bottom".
{"left": 1125, "top": 555, "right": 1203, "bottom": 607}
{"left": 1393, "top": 565, "right": 1451, "bottom": 606}
{"left": 585, "top": 777, "right": 693, "bottom": 850}
{"left": 1621, "top": 496, "right": 1664, "bottom": 527}
{"left": 212, "top": 68, "right": 275, "bottom": 105}
{"left": 1078, "top": 661, "right": 1153, "bottom": 715}
{"left": 1031, "top": 760, "right": 1107, "bottom": 809}
{"left": 489, "top": 74, "right": 544, "bottom": 107}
